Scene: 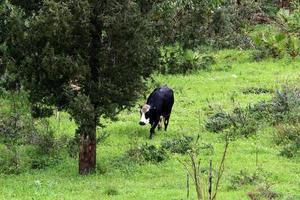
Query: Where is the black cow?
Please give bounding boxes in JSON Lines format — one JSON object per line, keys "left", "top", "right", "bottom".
{"left": 139, "top": 86, "right": 174, "bottom": 139}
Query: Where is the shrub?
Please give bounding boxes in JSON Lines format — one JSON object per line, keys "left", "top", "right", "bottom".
{"left": 205, "top": 112, "right": 232, "bottom": 133}
{"left": 266, "top": 87, "right": 300, "bottom": 124}
{"left": 274, "top": 123, "right": 300, "bottom": 158}
{"left": 229, "top": 169, "right": 270, "bottom": 190}
{"left": 0, "top": 144, "right": 22, "bottom": 174}
{"left": 159, "top": 44, "right": 214, "bottom": 74}
{"left": 248, "top": 101, "right": 273, "bottom": 120}
{"left": 252, "top": 30, "right": 287, "bottom": 59}
{"left": 199, "top": 55, "right": 216, "bottom": 70}
{"left": 30, "top": 154, "right": 63, "bottom": 170}
{"left": 253, "top": 5, "right": 300, "bottom": 59}
{"left": 0, "top": 107, "right": 74, "bottom": 173}
{"left": 124, "top": 143, "right": 168, "bottom": 164}
{"left": 205, "top": 106, "right": 258, "bottom": 138}
{"left": 245, "top": 86, "right": 300, "bottom": 157}
{"left": 209, "top": 2, "right": 260, "bottom": 49}
{"left": 247, "top": 183, "right": 280, "bottom": 200}
{"left": 161, "top": 136, "right": 194, "bottom": 154}
{"left": 66, "top": 136, "right": 79, "bottom": 158}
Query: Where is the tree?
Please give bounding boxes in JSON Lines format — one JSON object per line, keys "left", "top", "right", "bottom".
{"left": 150, "top": 0, "right": 214, "bottom": 48}
{"left": 5, "top": 0, "right": 159, "bottom": 174}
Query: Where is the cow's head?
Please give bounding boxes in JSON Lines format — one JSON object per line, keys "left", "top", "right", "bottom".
{"left": 139, "top": 104, "right": 152, "bottom": 125}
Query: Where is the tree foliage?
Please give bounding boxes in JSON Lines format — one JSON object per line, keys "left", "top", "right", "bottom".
{"left": 3, "top": 0, "right": 159, "bottom": 174}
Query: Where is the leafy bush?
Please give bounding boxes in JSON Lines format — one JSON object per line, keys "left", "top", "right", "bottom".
{"left": 124, "top": 143, "right": 168, "bottom": 164}
{"left": 161, "top": 136, "right": 194, "bottom": 154}
{"left": 260, "top": 0, "right": 280, "bottom": 18}
{"left": 244, "top": 86, "right": 300, "bottom": 157}
{"left": 159, "top": 44, "right": 207, "bottom": 74}
{"left": 150, "top": 0, "right": 215, "bottom": 48}
{"left": 0, "top": 144, "right": 22, "bottom": 174}
{"left": 252, "top": 30, "right": 287, "bottom": 60}
{"left": 266, "top": 87, "right": 300, "bottom": 124}
{"left": 66, "top": 136, "right": 79, "bottom": 158}
{"left": 248, "top": 101, "right": 273, "bottom": 120}
{"left": 205, "top": 112, "right": 232, "bottom": 133}
{"left": 0, "top": 102, "right": 75, "bottom": 173}
{"left": 209, "top": 2, "right": 260, "bottom": 49}
{"left": 274, "top": 124, "right": 300, "bottom": 158}
{"left": 247, "top": 183, "right": 280, "bottom": 200}
{"left": 253, "top": 6, "right": 300, "bottom": 59}
{"left": 230, "top": 170, "right": 262, "bottom": 190}
{"left": 205, "top": 106, "right": 258, "bottom": 138}
{"left": 199, "top": 55, "right": 216, "bottom": 70}
{"left": 30, "top": 155, "right": 62, "bottom": 170}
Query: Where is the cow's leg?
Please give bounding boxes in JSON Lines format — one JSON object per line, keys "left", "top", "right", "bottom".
{"left": 150, "top": 120, "right": 159, "bottom": 139}
{"left": 158, "top": 116, "right": 163, "bottom": 131}
{"left": 164, "top": 115, "right": 170, "bottom": 131}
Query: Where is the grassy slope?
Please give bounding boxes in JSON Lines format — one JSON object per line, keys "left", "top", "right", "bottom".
{"left": 1, "top": 50, "right": 300, "bottom": 200}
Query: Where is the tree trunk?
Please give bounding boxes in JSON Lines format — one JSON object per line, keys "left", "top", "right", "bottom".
{"left": 278, "top": 0, "right": 292, "bottom": 8}
{"left": 79, "top": 126, "right": 96, "bottom": 175}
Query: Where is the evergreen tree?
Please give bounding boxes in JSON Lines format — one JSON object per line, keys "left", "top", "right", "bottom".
{"left": 4, "top": 0, "right": 158, "bottom": 174}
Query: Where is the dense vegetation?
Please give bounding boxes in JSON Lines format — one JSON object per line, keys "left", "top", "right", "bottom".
{"left": 1, "top": 0, "right": 300, "bottom": 199}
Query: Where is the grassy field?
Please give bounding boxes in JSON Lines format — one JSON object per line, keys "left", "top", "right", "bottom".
{"left": 1, "top": 49, "right": 300, "bottom": 200}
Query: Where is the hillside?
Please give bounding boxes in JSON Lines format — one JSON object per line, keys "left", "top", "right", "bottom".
{"left": 1, "top": 50, "right": 300, "bottom": 200}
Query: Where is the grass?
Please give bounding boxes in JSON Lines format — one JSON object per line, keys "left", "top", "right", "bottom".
{"left": 1, "top": 49, "right": 300, "bottom": 200}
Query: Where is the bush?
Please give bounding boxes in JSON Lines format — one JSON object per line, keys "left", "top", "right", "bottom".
{"left": 0, "top": 144, "right": 22, "bottom": 174}
{"left": 159, "top": 44, "right": 214, "bottom": 74}
{"left": 252, "top": 30, "right": 286, "bottom": 59}
{"left": 0, "top": 105, "right": 74, "bottom": 173}
{"left": 274, "top": 124, "right": 300, "bottom": 158}
{"left": 246, "top": 86, "right": 300, "bottom": 157}
{"left": 30, "top": 155, "right": 62, "bottom": 170}
{"left": 66, "top": 136, "right": 79, "bottom": 158}
{"left": 229, "top": 169, "right": 270, "bottom": 190}
{"left": 205, "top": 106, "right": 258, "bottom": 138}
{"left": 247, "top": 183, "right": 280, "bottom": 200}
{"left": 209, "top": 2, "right": 260, "bottom": 49}
{"left": 248, "top": 101, "right": 273, "bottom": 120}
{"left": 205, "top": 112, "right": 232, "bottom": 133}
{"left": 266, "top": 87, "right": 300, "bottom": 124}
{"left": 161, "top": 136, "right": 194, "bottom": 154}
{"left": 253, "top": 5, "right": 300, "bottom": 60}
{"left": 125, "top": 143, "right": 168, "bottom": 164}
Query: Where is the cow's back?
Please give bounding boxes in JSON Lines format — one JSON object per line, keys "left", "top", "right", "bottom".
{"left": 147, "top": 86, "right": 174, "bottom": 116}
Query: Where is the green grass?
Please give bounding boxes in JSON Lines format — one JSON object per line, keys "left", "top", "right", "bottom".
{"left": 1, "top": 49, "right": 300, "bottom": 200}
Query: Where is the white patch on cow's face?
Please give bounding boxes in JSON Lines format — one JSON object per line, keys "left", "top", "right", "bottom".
{"left": 139, "top": 104, "right": 150, "bottom": 125}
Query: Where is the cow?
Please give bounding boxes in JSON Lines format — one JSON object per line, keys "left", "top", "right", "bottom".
{"left": 139, "top": 86, "right": 174, "bottom": 139}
